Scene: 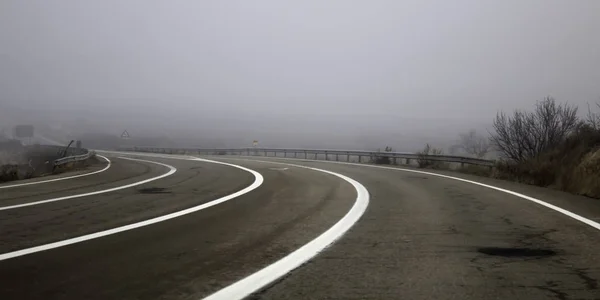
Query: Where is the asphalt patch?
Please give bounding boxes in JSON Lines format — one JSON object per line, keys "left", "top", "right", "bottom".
{"left": 138, "top": 187, "right": 171, "bottom": 194}
{"left": 477, "top": 247, "right": 556, "bottom": 257}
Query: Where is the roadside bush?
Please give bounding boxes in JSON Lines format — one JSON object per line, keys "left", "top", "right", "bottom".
{"left": 457, "top": 165, "right": 493, "bottom": 177}
{"left": 0, "top": 165, "right": 19, "bottom": 182}
{"left": 571, "top": 148, "right": 600, "bottom": 198}
{"left": 373, "top": 156, "right": 391, "bottom": 164}
{"left": 0, "top": 164, "right": 34, "bottom": 183}
{"left": 416, "top": 143, "right": 448, "bottom": 169}
{"left": 371, "top": 146, "right": 393, "bottom": 165}
{"left": 492, "top": 113, "right": 600, "bottom": 197}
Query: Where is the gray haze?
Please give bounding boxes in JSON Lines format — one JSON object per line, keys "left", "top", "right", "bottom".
{"left": 1, "top": 0, "right": 599, "bottom": 151}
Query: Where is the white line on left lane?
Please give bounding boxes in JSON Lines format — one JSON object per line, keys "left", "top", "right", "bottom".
{"left": 0, "top": 157, "right": 263, "bottom": 261}
{"left": 0, "top": 157, "right": 176, "bottom": 211}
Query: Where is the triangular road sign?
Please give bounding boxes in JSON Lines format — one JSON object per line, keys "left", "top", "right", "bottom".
{"left": 121, "top": 130, "right": 131, "bottom": 139}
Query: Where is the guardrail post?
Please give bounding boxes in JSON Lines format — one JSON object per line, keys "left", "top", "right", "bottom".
{"left": 406, "top": 158, "right": 411, "bottom": 165}
{"left": 393, "top": 157, "right": 397, "bottom": 165}
{"left": 335, "top": 154, "right": 339, "bottom": 161}
{"left": 284, "top": 151, "right": 287, "bottom": 158}
{"left": 325, "top": 151, "right": 329, "bottom": 161}
{"left": 461, "top": 162, "right": 465, "bottom": 168}
{"left": 304, "top": 151, "right": 307, "bottom": 159}
{"left": 347, "top": 153, "right": 350, "bottom": 162}
{"left": 358, "top": 155, "right": 362, "bottom": 163}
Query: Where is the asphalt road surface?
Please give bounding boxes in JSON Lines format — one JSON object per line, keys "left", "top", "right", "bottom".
{"left": 1, "top": 152, "right": 599, "bottom": 299}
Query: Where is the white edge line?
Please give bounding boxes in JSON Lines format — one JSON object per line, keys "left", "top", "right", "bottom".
{"left": 202, "top": 158, "right": 370, "bottom": 300}
{"left": 223, "top": 155, "right": 600, "bottom": 231}
{"left": 0, "top": 157, "right": 176, "bottom": 211}
{"left": 0, "top": 155, "right": 112, "bottom": 189}
{"left": 0, "top": 157, "right": 263, "bottom": 261}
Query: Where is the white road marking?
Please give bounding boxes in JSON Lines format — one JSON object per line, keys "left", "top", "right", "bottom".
{"left": 268, "top": 167, "right": 289, "bottom": 171}
{"left": 0, "top": 157, "right": 175, "bottom": 211}
{"left": 0, "top": 155, "right": 112, "bottom": 189}
{"left": 227, "top": 155, "right": 600, "bottom": 231}
{"left": 0, "top": 157, "right": 263, "bottom": 261}
{"left": 202, "top": 158, "right": 370, "bottom": 300}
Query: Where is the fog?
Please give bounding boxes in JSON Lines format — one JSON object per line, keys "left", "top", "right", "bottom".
{"left": 1, "top": 1, "right": 599, "bottom": 151}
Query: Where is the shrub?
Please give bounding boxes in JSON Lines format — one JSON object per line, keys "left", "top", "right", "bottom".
{"left": 457, "top": 165, "right": 493, "bottom": 177}
{"left": 493, "top": 122, "right": 600, "bottom": 197}
{"left": 371, "top": 146, "right": 393, "bottom": 165}
{"left": 571, "top": 148, "right": 600, "bottom": 198}
{"left": 416, "top": 143, "right": 447, "bottom": 169}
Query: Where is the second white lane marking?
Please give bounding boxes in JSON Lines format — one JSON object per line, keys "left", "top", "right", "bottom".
{"left": 230, "top": 156, "right": 600, "bottom": 231}
{"left": 0, "top": 155, "right": 112, "bottom": 189}
{"left": 0, "top": 157, "right": 176, "bottom": 211}
{"left": 0, "top": 157, "right": 263, "bottom": 261}
{"left": 202, "top": 158, "right": 370, "bottom": 300}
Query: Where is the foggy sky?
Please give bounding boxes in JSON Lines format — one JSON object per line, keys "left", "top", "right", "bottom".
{"left": 1, "top": 1, "right": 599, "bottom": 150}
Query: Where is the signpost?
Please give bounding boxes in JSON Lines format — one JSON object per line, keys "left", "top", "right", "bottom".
{"left": 252, "top": 140, "right": 258, "bottom": 156}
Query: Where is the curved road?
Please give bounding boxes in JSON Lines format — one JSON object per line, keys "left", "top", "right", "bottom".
{"left": 0, "top": 152, "right": 599, "bottom": 299}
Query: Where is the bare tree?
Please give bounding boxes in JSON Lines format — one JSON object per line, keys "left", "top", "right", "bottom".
{"left": 586, "top": 102, "right": 600, "bottom": 130}
{"left": 456, "top": 130, "right": 491, "bottom": 158}
{"left": 490, "top": 97, "right": 579, "bottom": 162}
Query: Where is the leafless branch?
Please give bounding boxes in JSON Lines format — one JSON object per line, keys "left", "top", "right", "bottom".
{"left": 490, "top": 97, "right": 579, "bottom": 162}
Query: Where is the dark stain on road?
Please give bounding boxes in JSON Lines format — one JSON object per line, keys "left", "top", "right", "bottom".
{"left": 138, "top": 187, "right": 171, "bottom": 194}
{"left": 477, "top": 247, "right": 556, "bottom": 257}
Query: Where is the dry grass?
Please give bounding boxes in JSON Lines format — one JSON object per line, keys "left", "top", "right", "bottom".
{"left": 457, "top": 165, "right": 493, "bottom": 177}
{"left": 571, "top": 148, "right": 600, "bottom": 198}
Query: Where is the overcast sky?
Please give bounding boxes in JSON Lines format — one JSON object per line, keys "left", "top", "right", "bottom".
{"left": 1, "top": 0, "right": 599, "bottom": 148}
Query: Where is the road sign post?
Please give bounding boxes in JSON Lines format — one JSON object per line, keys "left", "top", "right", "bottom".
{"left": 252, "top": 140, "right": 258, "bottom": 156}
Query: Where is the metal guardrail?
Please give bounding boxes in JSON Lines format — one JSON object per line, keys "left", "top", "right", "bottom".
{"left": 120, "top": 146, "right": 495, "bottom": 167}
{"left": 53, "top": 149, "right": 95, "bottom": 166}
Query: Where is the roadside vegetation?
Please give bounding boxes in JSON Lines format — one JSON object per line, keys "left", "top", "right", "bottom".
{"left": 371, "top": 146, "right": 393, "bottom": 164}
{"left": 488, "top": 98, "right": 600, "bottom": 198}
{"left": 416, "top": 143, "right": 447, "bottom": 169}
{"left": 375, "top": 97, "right": 599, "bottom": 198}
{"left": 425, "top": 97, "right": 600, "bottom": 198}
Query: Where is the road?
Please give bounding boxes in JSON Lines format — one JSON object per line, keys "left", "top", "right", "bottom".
{"left": 0, "top": 152, "right": 599, "bottom": 299}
